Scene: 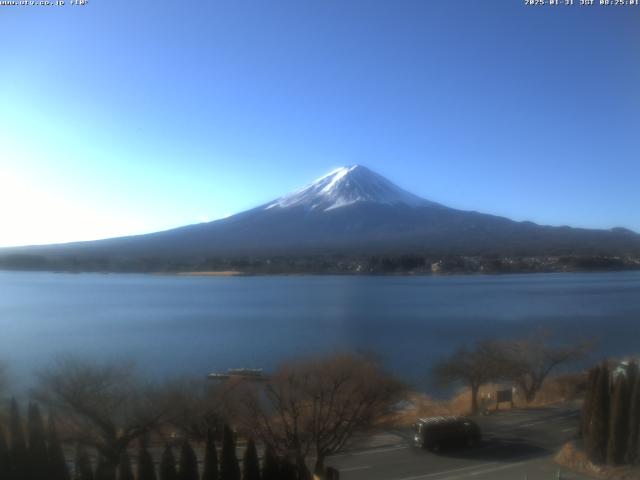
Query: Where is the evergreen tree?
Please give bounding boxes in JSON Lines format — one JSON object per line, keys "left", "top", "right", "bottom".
{"left": 28, "top": 403, "right": 49, "bottom": 480}
{"left": 137, "top": 443, "right": 157, "bottom": 480}
{"left": 627, "top": 362, "right": 639, "bottom": 394}
{"left": 260, "top": 446, "right": 279, "bottom": 480}
{"left": 627, "top": 374, "right": 640, "bottom": 464}
{"left": 278, "top": 457, "right": 297, "bottom": 480}
{"left": 74, "top": 445, "right": 94, "bottom": 480}
{"left": 10, "top": 398, "right": 28, "bottom": 480}
{"left": 608, "top": 375, "right": 631, "bottom": 464}
{"left": 48, "top": 413, "right": 71, "bottom": 480}
{"left": 95, "top": 455, "right": 116, "bottom": 480}
{"left": 117, "top": 452, "right": 135, "bottom": 480}
{"left": 242, "top": 439, "right": 260, "bottom": 480}
{"left": 159, "top": 446, "right": 178, "bottom": 480}
{"left": 201, "top": 434, "right": 218, "bottom": 480}
{"left": 586, "top": 363, "right": 610, "bottom": 464}
{"left": 0, "top": 426, "right": 9, "bottom": 480}
{"left": 219, "top": 426, "right": 240, "bottom": 480}
{"left": 178, "top": 441, "right": 199, "bottom": 480}
{"left": 581, "top": 366, "right": 599, "bottom": 440}
{"left": 324, "top": 466, "right": 340, "bottom": 480}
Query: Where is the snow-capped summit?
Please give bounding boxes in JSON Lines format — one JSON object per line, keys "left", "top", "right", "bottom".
{"left": 265, "top": 165, "right": 436, "bottom": 211}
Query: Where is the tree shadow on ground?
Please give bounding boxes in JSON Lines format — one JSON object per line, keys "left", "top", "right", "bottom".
{"left": 426, "top": 438, "right": 551, "bottom": 463}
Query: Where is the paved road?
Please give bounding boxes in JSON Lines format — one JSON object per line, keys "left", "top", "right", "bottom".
{"left": 328, "top": 404, "right": 593, "bottom": 480}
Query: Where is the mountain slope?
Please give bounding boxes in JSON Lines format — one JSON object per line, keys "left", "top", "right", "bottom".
{"left": 2, "top": 165, "right": 640, "bottom": 263}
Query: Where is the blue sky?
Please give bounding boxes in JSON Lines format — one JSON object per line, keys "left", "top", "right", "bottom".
{"left": 1, "top": 1, "right": 638, "bottom": 246}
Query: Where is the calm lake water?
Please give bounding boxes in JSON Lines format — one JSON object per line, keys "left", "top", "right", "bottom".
{"left": 0, "top": 271, "right": 639, "bottom": 390}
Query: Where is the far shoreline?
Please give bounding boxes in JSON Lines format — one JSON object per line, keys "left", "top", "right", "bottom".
{"left": 173, "top": 270, "right": 245, "bottom": 276}
{"left": 2, "top": 267, "right": 640, "bottom": 278}
{"left": 2, "top": 253, "right": 639, "bottom": 277}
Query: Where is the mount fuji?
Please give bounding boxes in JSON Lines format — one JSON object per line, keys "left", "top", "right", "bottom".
{"left": 2, "top": 165, "right": 640, "bottom": 268}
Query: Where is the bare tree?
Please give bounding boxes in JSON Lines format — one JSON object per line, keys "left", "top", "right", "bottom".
{"left": 500, "top": 331, "right": 591, "bottom": 403}
{"left": 157, "top": 376, "right": 246, "bottom": 442}
{"left": 433, "top": 340, "right": 509, "bottom": 415}
{"left": 241, "top": 353, "right": 405, "bottom": 479}
{"left": 34, "top": 356, "right": 165, "bottom": 478}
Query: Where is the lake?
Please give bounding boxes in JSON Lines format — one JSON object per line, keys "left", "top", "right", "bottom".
{"left": 0, "top": 270, "right": 639, "bottom": 390}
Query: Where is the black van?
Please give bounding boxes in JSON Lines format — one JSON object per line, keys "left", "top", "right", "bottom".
{"left": 413, "top": 416, "right": 481, "bottom": 452}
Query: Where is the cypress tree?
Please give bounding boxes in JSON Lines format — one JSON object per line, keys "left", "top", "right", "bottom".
{"left": 325, "top": 466, "right": 340, "bottom": 480}
{"left": 201, "top": 434, "right": 218, "bottom": 480}
{"left": 587, "top": 362, "right": 610, "bottom": 464}
{"left": 627, "top": 362, "right": 639, "bottom": 394}
{"left": 74, "top": 445, "right": 94, "bottom": 480}
{"left": 48, "top": 413, "right": 71, "bottom": 480}
{"left": 278, "top": 457, "right": 297, "bottom": 480}
{"left": 0, "top": 426, "right": 9, "bottom": 480}
{"left": 627, "top": 374, "right": 640, "bottom": 464}
{"left": 242, "top": 439, "right": 260, "bottom": 480}
{"left": 137, "top": 443, "right": 157, "bottom": 480}
{"left": 178, "top": 441, "right": 199, "bottom": 480}
{"left": 28, "top": 403, "right": 49, "bottom": 480}
{"left": 608, "top": 375, "right": 631, "bottom": 464}
{"left": 95, "top": 455, "right": 116, "bottom": 480}
{"left": 260, "top": 446, "right": 279, "bottom": 480}
{"left": 117, "top": 452, "right": 135, "bottom": 480}
{"left": 159, "top": 445, "right": 178, "bottom": 480}
{"left": 622, "top": 361, "right": 639, "bottom": 464}
{"left": 581, "top": 366, "right": 599, "bottom": 440}
{"left": 10, "top": 398, "right": 28, "bottom": 480}
{"left": 95, "top": 456, "right": 106, "bottom": 480}
{"left": 219, "top": 426, "right": 240, "bottom": 480}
